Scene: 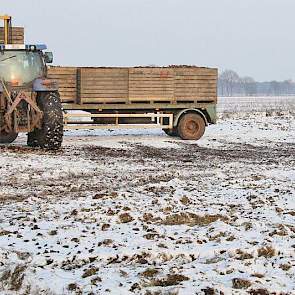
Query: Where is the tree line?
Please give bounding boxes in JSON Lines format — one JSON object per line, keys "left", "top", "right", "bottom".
{"left": 218, "top": 70, "right": 295, "bottom": 96}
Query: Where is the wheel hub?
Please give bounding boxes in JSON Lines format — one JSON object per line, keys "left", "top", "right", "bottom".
{"left": 186, "top": 120, "right": 199, "bottom": 133}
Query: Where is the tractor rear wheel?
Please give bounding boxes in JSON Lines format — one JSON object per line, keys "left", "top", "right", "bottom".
{"left": 27, "top": 92, "right": 63, "bottom": 150}
{"left": 0, "top": 132, "right": 18, "bottom": 144}
{"left": 177, "top": 113, "right": 206, "bottom": 140}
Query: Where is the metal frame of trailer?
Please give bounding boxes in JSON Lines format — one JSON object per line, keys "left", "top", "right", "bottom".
{"left": 62, "top": 101, "right": 217, "bottom": 130}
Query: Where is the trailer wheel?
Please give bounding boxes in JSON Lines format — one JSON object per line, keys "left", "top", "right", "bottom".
{"left": 27, "top": 92, "right": 63, "bottom": 150}
{"left": 177, "top": 113, "right": 205, "bottom": 140}
{"left": 0, "top": 132, "right": 18, "bottom": 144}
{"left": 163, "top": 128, "right": 178, "bottom": 137}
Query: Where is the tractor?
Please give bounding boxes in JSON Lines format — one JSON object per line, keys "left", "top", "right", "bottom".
{"left": 0, "top": 15, "right": 63, "bottom": 149}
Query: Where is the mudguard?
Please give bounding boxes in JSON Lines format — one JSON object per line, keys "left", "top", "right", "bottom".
{"left": 33, "top": 78, "right": 58, "bottom": 92}
{"left": 173, "top": 109, "right": 209, "bottom": 127}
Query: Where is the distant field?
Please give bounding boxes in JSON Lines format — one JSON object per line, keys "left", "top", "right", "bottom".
{"left": 218, "top": 96, "right": 295, "bottom": 113}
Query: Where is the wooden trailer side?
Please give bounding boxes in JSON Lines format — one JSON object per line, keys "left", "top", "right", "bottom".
{"left": 50, "top": 66, "right": 217, "bottom": 105}
{"left": 47, "top": 67, "right": 77, "bottom": 103}
{"left": 174, "top": 67, "right": 217, "bottom": 102}
{"left": 79, "top": 68, "right": 129, "bottom": 104}
{"left": 129, "top": 68, "right": 175, "bottom": 102}
{"left": 0, "top": 27, "right": 24, "bottom": 44}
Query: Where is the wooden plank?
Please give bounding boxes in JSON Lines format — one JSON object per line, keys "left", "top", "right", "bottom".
{"left": 81, "top": 87, "right": 128, "bottom": 92}
{"left": 129, "top": 75, "right": 174, "bottom": 79}
{"left": 81, "top": 79, "right": 128, "bottom": 84}
{"left": 81, "top": 68, "right": 128, "bottom": 76}
{"left": 175, "top": 87, "right": 217, "bottom": 91}
{"left": 129, "top": 97, "right": 174, "bottom": 101}
{"left": 81, "top": 98, "right": 128, "bottom": 103}
{"left": 130, "top": 68, "right": 174, "bottom": 73}
{"left": 129, "top": 68, "right": 175, "bottom": 103}
{"left": 129, "top": 77, "right": 174, "bottom": 81}
{"left": 81, "top": 83, "right": 128, "bottom": 89}
{"left": 81, "top": 95, "right": 128, "bottom": 99}
{"left": 175, "top": 76, "right": 217, "bottom": 80}
{"left": 48, "top": 67, "right": 77, "bottom": 73}
{"left": 0, "top": 27, "right": 24, "bottom": 44}
{"left": 130, "top": 80, "right": 174, "bottom": 84}
{"left": 175, "top": 81, "right": 217, "bottom": 86}
{"left": 81, "top": 90, "right": 129, "bottom": 95}
{"left": 0, "top": 27, "right": 25, "bottom": 44}
{"left": 175, "top": 95, "right": 217, "bottom": 99}
{"left": 129, "top": 88, "right": 175, "bottom": 91}
{"left": 80, "top": 68, "right": 128, "bottom": 104}
{"left": 175, "top": 92, "right": 217, "bottom": 96}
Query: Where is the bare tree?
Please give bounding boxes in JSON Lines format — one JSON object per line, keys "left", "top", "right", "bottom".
{"left": 241, "top": 76, "right": 257, "bottom": 96}
{"left": 218, "top": 69, "right": 295, "bottom": 96}
{"left": 219, "top": 70, "right": 240, "bottom": 96}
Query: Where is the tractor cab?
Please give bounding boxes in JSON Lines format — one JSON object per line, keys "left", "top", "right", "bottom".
{"left": 0, "top": 44, "right": 53, "bottom": 88}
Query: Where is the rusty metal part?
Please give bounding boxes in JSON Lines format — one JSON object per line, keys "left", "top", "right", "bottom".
{"left": 1, "top": 90, "right": 43, "bottom": 133}
{"left": 1, "top": 79, "right": 12, "bottom": 104}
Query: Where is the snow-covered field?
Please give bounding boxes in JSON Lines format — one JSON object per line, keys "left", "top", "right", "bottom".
{"left": 218, "top": 96, "right": 295, "bottom": 113}
{"left": 0, "top": 113, "right": 295, "bottom": 295}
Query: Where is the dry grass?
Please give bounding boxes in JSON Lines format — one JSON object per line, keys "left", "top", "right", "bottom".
{"left": 236, "top": 249, "right": 254, "bottom": 260}
{"left": 180, "top": 196, "right": 191, "bottom": 205}
{"left": 162, "top": 212, "right": 228, "bottom": 226}
{"left": 279, "top": 264, "right": 291, "bottom": 271}
{"left": 257, "top": 246, "right": 276, "bottom": 258}
{"left": 0, "top": 265, "right": 26, "bottom": 291}
{"left": 140, "top": 268, "right": 159, "bottom": 278}
{"left": 149, "top": 274, "right": 189, "bottom": 287}
{"left": 232, "top": 278, "right": 252, "bottom": 289}
{"left": 82, "top": 267, "right": 99, "bottom": 278}
{"left": 0, "top": 230, "right": 12, "bottom": 236}
{"left": 118, "top": 213, "right": 134, "bottom": 223}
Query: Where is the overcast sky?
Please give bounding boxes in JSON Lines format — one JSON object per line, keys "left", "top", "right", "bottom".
{"left": 2, "top": 0, "right": 295, "bottom": 81}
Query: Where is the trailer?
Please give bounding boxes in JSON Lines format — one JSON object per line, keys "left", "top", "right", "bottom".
{"left": 48, "top": 66, "right": 218, "bottom": 140}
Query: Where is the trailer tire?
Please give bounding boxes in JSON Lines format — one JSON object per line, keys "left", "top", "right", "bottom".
{"left": 0, "top": 132, "right": 18, "bottom": 144}
{"left": 163, "top": 128, "right": 178, "bottom": 137}
{"left": 27, "top": 92, "right": 63, "bottom": 150}
{"left": 177, "top": 113, "right": 205, "bottom": 140}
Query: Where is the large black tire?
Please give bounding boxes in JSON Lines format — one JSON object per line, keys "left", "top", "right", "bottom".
{"left": 27, "top": 92, "right": 63, "bottom": 150}
{"left": 0, "top": 132, "right": 18, "bottom": 144}
{"left": 163, "top": 127, "right": 178, "bottom": 137}
{"left": 177, "top": 113, "right": 206, "bottom": 140}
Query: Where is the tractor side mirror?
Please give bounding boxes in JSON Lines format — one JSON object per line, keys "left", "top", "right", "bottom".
{"left": 44, "top": 52, "right": 53, "bottom": 64}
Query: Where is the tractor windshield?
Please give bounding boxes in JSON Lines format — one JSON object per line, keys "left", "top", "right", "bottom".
{"left": 0, "top": 50, "right": 44, "bottom": 86}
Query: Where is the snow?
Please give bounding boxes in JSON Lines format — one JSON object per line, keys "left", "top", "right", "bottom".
{"left": 0, "top": 112, "right": 294, "bottom": 294}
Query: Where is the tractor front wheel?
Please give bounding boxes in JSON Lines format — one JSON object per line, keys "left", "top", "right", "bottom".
{"left": 27, "top": 92, "right": 63, "bottom": 150}
{"left": 0, "top": 132, "right": 18, "bottom": 144}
